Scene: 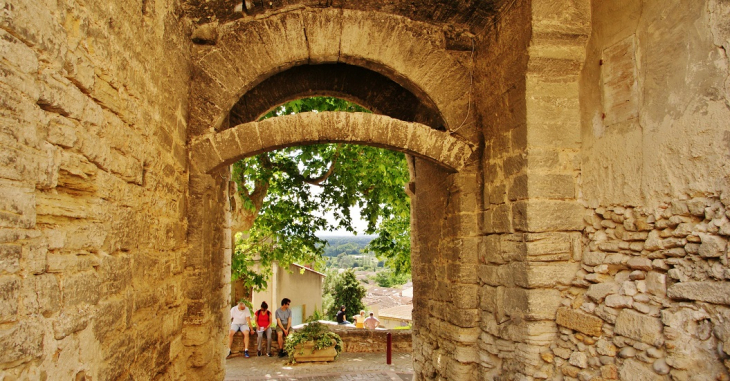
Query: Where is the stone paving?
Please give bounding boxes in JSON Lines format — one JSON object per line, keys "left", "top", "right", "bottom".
{"left": 224, "top": 352, "right": 414, "bottom": 381}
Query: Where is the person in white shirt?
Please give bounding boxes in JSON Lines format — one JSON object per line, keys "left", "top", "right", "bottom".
{"left": 228, "top": 301, "right": 253, "bottom": 358}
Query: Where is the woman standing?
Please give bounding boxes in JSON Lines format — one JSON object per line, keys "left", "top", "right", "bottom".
{"left": 254, "top": 301, "right": 273, "bottom": 356}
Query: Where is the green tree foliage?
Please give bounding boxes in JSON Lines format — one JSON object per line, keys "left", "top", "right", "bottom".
{"left": 323, "top": 269, "right": 366, "bottom": 319}
{"left": 372, "top": 269, "right": 411, "bottom": 288}
{"left": 231, "top": 97, "right": 412, "bottom": 290}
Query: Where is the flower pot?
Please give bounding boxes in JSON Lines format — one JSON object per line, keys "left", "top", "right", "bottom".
{"left": 292, "top": 340, "right": 338, "bottom": 362}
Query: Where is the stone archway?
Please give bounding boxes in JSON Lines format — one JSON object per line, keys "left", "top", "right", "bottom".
{"left": 182, "top": 8, "right": 480, "bottom": 380}
{"left": 189, "top": 112, "right": 475, "bottom": 174}
{"left": 182, "top": 3, "right": 591, "bottom": 380}
{"left": 188, "top": 8, "right": 474, "bottom": 139}
{"left": 4, "top": 0, "right": 730, "bottom": 380}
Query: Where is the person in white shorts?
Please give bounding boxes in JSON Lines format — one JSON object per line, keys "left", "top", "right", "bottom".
{"left": 228, "top": 301, "right": 253, "bottom": 358}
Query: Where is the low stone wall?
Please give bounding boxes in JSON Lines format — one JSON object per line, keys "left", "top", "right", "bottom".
{"left": 230, "top": 332, "right": 280, "bottom": 354}
{"left": 330, "top": 327, "right": 413, "bottom": 353}
{"left": 230, "top": 328, "right": 412, "bottom": 354}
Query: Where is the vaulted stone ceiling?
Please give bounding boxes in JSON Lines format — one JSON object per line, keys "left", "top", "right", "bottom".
{"left": 181, "top": 0, "right": 506, "bottom": 34}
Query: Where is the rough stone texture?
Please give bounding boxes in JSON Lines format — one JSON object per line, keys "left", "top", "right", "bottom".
{"left": 556, "top": 307, "right": 603, "bottom": 337}
{"left": 580, "top": 0, "right": 730, "bottom": 207}
{"left": 667, "top": 281, "right": 730, "bottom": 305}
{"left": 615, "top": 310, "right": 664, "bottom": 347}
{"left": 2, "top": 0, "right": 729, "bottom": 380}
{"left": 0, "top": 0, "right": 193, "bottom": 379}
{"left": 190, "top": 112, "right": 476, "bottom": 173}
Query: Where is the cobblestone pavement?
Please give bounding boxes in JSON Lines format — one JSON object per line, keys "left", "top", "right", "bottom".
{"left": 225, "top": 352, "right": 414, "bottom": 381}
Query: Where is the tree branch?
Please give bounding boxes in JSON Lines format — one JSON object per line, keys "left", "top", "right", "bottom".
{"left": 261, "top": 145, "right": 342, "bottom": 187}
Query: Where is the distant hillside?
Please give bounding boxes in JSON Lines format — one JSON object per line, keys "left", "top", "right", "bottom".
{"left": 318, "top": 235, "right": 375, "bottom": 257}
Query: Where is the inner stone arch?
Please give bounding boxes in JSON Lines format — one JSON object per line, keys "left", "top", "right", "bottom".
{"left": 228, "top": 64, "right": 447, "bottom": 130}
{"left": 191, "top": 112, "right": 476, "bottom": 174}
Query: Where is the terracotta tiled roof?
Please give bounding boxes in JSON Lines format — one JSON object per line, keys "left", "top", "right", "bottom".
{"left": 379, "top": 304, "right": 413, "bottom": 321}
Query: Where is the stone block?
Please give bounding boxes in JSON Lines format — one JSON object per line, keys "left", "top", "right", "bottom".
{"left": 62, "top": 271, "right": 100, "bottom": 307}
{"left": 22, "top": 241, "right": 47, "bottom": 274}
{"left": 667, "top": 281, "right": 730, "bottom": 305}
{"left": 446, "top": 356, "right": 477, "bottom": 380}
{"left": 53, "top": 307, "right": 91, "bottom": 340}
{"left": 491, "top": 204, "right": 512, "bottom": 233}
{"left": 614, "top": 309, "right": 663, "bottom": 347}
{"left": 569, "top": 352, "right": 588, "bottom": 368}
{"left": 528, "top": 173, "right": 576, "bottom": 199}
{"left": 521, "top": 232, "right": 579, "bottom": 262}
{"left": 601, "top": 36, "right": 639, "bottom": 127}
{"left": 504, "top": 288, "right": 562, "bottom": 320}
{"left": 93, "top": 299, "right": 126, "bottom": 342}
{"left": 0, "top": 320, "right": 43, "bottom": 364}
{"left": 556, "top": 307, "right": 603, "bottom": 337}
{"left": 190, "top": 137, "right": 222, "bottom": 174}
{"left": 446, "top": 308, "right": 480, "bottom": 328}
{"left": 512, "top": 200, "right": 584, "bottom": 232}
{"left": 0, "top": 244, "right": 21, "bottom": 273}
{"left": 452, "top": 344, "right": 480, "bottom": 363}
{"left": 697, "top": 234, "right": 727, "bottom": 258}
{"left": 480, "top": 285, "right": 500, "bottom": 314}
{"left": 452, "top": 284, "right": 480, "bottom": 309}
{"left": 448, "top": 262, "right": 478, "bottom": 284}
{"left": 22, "top": 273, "right": 60, "bottom": 316}
{"left": 508, "top": 174, "right": 528, "bottom": 201}
{"left": 503, "top": 155, "right": 526, "bottom": 178}
{"left": 586, "top": 282, "right": 619, "bottom": 303}
{"left": 512, "top": 261, "right": 580, "bottom": 288}
{"left": 605, "top": 294, "right": 633, "bottom": 308}
{"left": 618, "top": 358, "right": 663, "bottom": 381}
{"left": 478, "top": 264, "right": 512, "bottom": 287}
{"left": 583, "top": 251, "right": 605, "bottom": 266}
{"left": 488, "top": 184, "right": 506, "bottom": 205}
{"left": 627, "top": 257, "right": 652, "bottom": 271}
{"left": 479, "top": 235, "right": 503, "bottom": 264}
{"left": 0, "top": 276, "right": 20, "bottom": 323}
{"left": 0, "top": 182, "right": 36, "bottom": 229}
{"left": 645, "top": 272, "right": 666, "bottom": 297}
{"left": 596, "top": 339, "right": 617, "bottom": 356}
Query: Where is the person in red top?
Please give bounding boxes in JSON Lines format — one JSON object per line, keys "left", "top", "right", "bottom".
{"left": 254, "top": 301, "right": 273, "bottom": 356}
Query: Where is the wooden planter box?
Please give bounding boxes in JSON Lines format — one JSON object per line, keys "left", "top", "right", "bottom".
{"left": 292, "top": 340, "right": 338, "bottom": 362}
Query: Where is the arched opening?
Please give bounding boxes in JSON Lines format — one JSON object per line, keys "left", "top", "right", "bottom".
{"left": 185, "top": 50, "right": 478, "bottom": 377}
{"left": 222, "top": 97, "right": 415, "bottom": 370}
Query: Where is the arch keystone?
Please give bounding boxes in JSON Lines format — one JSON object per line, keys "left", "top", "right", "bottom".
{"left": 190, "top": 112, "right": 475, "bottom": 173}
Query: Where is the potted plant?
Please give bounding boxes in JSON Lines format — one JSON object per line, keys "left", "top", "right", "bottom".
{"left": 283, "top": 320, "right": 343, "bottom": 363}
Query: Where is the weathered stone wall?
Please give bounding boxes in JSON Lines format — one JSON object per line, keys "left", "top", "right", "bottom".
{"left": 553, "top": 200, "right": 730, "bottom": 380}
{"left": 580, "top": 0, "right": 730, "bottom": 207}
{"left": 473, "top": 0, "right": 533, "bottom": 377}
{"left": 471, "top": 0, "right": 592, "bottom": 379}
{"left": 411, "top": 158, "right": 482, "bottom": 381}
{"left": 536, "top": 0, "right": 730, "bottom": 380}
{"left": 0, "top": 0, "right": 192, "bottom": 379}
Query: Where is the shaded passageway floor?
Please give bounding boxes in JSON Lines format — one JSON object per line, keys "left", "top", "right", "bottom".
{"left": 225, "top": 352, "right": 414, "bottom": 381}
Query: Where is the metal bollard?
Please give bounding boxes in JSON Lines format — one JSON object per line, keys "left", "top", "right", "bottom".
{"left": 387, "top": 332, "right": 392, "bottom": 365}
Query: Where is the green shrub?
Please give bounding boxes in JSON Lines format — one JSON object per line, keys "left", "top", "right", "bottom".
{"left": 284, "top": 320, "right": 343, "bottom": 363}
